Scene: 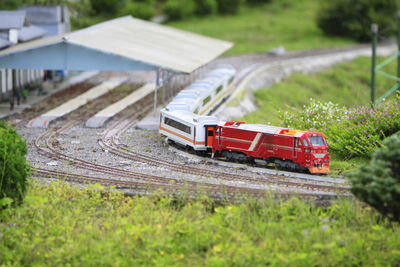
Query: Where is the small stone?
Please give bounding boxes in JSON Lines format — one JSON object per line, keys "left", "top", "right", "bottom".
{"left": 321, "top": 224, "right": 328, "bottom": 231}
{"left": 47, "top": 161, "right": 58, "bottom": 166}
{"left": 304, "top": 229, "right": 309, "bottom": 237}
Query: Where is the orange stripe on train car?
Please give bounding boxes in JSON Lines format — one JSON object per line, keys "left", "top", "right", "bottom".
{"left": 160, "top": 126, "right": 205, "bottom": 145}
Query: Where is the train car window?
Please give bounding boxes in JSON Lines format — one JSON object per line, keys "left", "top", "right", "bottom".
{"left": 229, "top": 77, "right": 233, "bottom": 84}
{"left": 302, "top": 138, "right": 309, "bottom": 147}
{"left": 298, "top": 140, "right": 302, "bottom": 146}
{"left": 164, "top": 117, "right": 191, "bottom": 134}
{"left": 309, "top": 136, "right": 326, "bottom": 146}
{"left": 216, "top": 86, "right": 223, "bottom": 93}
{"left": 203, "top": 96, "right": 211, "bottom": 106}
{"left": 208, "top": 130, "right": 213, "bottom": 136}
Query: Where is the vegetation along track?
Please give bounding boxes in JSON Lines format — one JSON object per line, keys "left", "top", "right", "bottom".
{"left": 32, "top": 99, "right": 348, "bottom": 199}
{"left": 100, "top": 113, "right": 350, "bottom": 195}
{"left": 23, "top": 45, "right": 379, "bottom": 200}
{"left": 34, "top": 119, "right": 335, "bottom": 200}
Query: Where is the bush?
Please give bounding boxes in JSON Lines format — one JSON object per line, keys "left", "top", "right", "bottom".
{"left": 194, "top": 0, "right": 217, "bottom": 16}
{"left": 277, "top": 98, "right": 400, "bottom": 158}
{"left": 90, "top": 0, "right": 123, "bottom": 15}
{"left": 346, "top": 134, "right": 400, "bottom": 221}
{"left": 216, "top": 0, "right": 244, "bottom": 15}
{"left": 121, "top": 2, "right": 155, "bottom": 20}
{"left": 317, "top": 0, "right": 398, "bottom": 41}
{"left": 246, "top": 0, "right": 271, "bottom": 5}
{"left": 162, "top": 0, "right": 196, "bottom": 20}
{"left": 0, "top": 121, "right": 30, "bottom": 207}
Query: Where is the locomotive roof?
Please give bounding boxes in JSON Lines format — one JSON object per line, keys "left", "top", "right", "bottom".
{"left": 162, "top": 109, "right": 219, "bottom": 125}
{"left": 226, "top": 123, "right": 284, "bottom": 134}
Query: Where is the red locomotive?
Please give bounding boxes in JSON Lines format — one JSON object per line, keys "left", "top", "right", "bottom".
{"left": 206, "top": 121, "right": 330, "bottom": 174}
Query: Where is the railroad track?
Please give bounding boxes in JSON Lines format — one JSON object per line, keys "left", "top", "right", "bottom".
{"left": 31, "top": 167, "right": 345, "bottom": 202}
{"left": 99, "top": 112, "right": 350, "bottom": 195}
{"left": 32, "top": 100, "right": 349, "bottom": 198}
{"left": 22, "top": 45, "right": 385, "bottom": 199}
{"left": 37, "top": 114, "right": 347, "bottom": 196}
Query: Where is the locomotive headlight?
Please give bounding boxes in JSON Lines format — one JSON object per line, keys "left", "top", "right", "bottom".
{"left": 311, "top": 150, "right": 315, "bottom": 153}
{"left": 305, "top": 149, "right": 311, "bottom": 153}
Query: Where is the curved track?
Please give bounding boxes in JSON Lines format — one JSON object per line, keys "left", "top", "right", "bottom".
{"left": 99, "top": 113, "right": 349, "bottom": 195}
{"left": 16, "top": 46, "right": 378, "bottom": 200}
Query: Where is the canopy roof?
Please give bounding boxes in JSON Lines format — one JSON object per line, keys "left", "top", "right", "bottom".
{"left": 18, "top": 25, "right": 47, "bottom": 42}
{"left": 0, "top": 11, "right": 27, "bottom": 30}
{"left": 0, "top": 16, "right": 233, "bottom": 73}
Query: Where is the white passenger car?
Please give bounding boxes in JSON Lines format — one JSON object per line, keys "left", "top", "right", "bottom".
{"left": 159, "top": 109, "right": 220, "bottom": 151}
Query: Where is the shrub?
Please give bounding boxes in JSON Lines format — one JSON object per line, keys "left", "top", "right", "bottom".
{"left": 162, "top": 0, "right": 196, "bottom": 20}
{"left": 216, "top": 0, "right": 244, "bottom": 15}
{"left": 0, "top": 121, "right": 30, "bottom": 207}
{"left": 90, "top": 0, "right": 123, "bottom": 15}
{"left": 277, "top": 98, "right": 400, "bottom": 158}
{"left": 0, "top": 0, "right": 22, "bottom": 10}
{"left": 246, "top": 0, "right": 271, "bottom": 5}
{"left": 346, "top": 134, "right": 400, "bottom": 221}
{"left": 194, "top": 0, "right": 217, "bottom": 16}
{"left": 121, "top": 2, "right": 155, "bottom": 20}
{"left": 317, "top": 0, "right": 398, "bottom": 41}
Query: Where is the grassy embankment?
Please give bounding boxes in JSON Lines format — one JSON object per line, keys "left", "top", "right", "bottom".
{"left": 169, "top": 0, "right": 354, "bottom": 55}
{"left": 240, "top": 56, "right": 397, "bottom": 174}
{"left": 3, "top": 1, "right": 398, "bottom": 265}
{"left": 1, "top": 181, "right": 399, "bottom": 266}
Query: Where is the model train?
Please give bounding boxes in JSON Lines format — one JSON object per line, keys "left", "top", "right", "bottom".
{"left": 159, "top": 65, "right": 330, "bottom": 174}
{"left": 165, "top": 64, "right": 235, "bottom": 115}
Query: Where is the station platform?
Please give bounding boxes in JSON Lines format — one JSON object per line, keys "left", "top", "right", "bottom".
{"left": 27, "top": 78, "right": 125, "bottom": 128}
{"left": 86, "top": 82, "right": 155, "bottom": 128}
{"left": 0, "top": 71, "right": 99, "bottom": 121}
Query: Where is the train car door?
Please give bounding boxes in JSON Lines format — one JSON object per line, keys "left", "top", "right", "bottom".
{"left": 205, "top": 126, "right": 216, "bottom": 147}
{"left": 293, "top": 137, "right": 298, "bottom": 159}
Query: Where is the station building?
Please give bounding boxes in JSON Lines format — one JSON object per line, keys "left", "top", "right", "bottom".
{"left": 0, "top": 6, "right": 69, "bottom": 103}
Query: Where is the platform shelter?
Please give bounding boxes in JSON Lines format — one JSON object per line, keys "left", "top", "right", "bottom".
{"left": 0, "top": 15, "right": 233, "bottom": 118}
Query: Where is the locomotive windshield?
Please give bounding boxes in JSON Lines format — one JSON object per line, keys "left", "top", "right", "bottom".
{"left": 308, "top": 136, "right": 326, "bottom": 146}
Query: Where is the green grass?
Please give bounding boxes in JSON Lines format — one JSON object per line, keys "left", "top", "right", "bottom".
{"left": 168, "top": 0, "right": 355, "bottom": 55}
{"left": 1, "top": 181, "right": 399, "bottom": 266}
{"left": 239, "top": 56, "right": 398, "bottom": 174}
{"left": 242, "top": 56, "right": 397, "bottom": 126}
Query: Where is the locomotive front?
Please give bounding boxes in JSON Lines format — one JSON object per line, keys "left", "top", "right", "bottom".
{"left": 298, "top": 133, "right": 330, "bottom": 174}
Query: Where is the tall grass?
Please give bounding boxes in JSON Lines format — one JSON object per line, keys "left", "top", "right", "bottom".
{"left": 277, "top": 98, "right": 400, "bottom": 158}
{"left": 1, "top": 181, "right": 399, "bottom": 265}
{"left": 169, "top": 0, "right": 354, "bottom": 55}
{"left": 242, "top": 56, "right": 398, "bottom": 125}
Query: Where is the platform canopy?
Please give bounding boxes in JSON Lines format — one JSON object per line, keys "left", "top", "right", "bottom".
{"left": 0, "top": 16, "right": 233, "bottom": 74}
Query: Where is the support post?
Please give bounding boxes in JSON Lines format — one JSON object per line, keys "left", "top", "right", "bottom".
{"left": 161, "top": 69, "right": 165, "bottom": 105}
{"left": 371, "top": 24, "right": 378, "bottom": 107}
{"left": 153, "top": 68, "right": 160, "bottom": 117}
{"left": 397, "top": 11, "right": 400, "bottom": 95}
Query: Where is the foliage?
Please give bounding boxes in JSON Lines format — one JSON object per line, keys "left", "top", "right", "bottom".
{"left": 89, "top": 0, "right": 124, "bottom": 15}
{"left": 216, "top": 0, "right": 244, "bottom": 15}
{"left": 162, "top": 0, "right": 196, "bottom": 20}
{"left": 243, "top": 56, "right": 396, "bottom": 125}
{"left": 0, "top": 0, "right": 22, "bottom": 9}
{"left": 277, "top": 98, "right": 400, "bottom": 158}
{"left": 346, "top": 134, "right": 400, "bottom": 221}
{"left": 1, "top": 181, "right": 399, "bottom": 265}
{"left": 240, "top": 56, "right": 397, "bottom": 173}
{"left": 317, "top": 0, "right": 399, "bottom": 41}
{"left": 246, "top": 0, "right": 271, "bottom": 5}
{"left": 121, "top": 1, "right": 156, "bottom": 20}
{"left": 194, "top": 0, "right": 217, "bottom": 16}
{"left": 0, "top": 121, "right": 30, "bottom": 207}
{"left": 169, "top": 0, "right": 354, "bottom": 55}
